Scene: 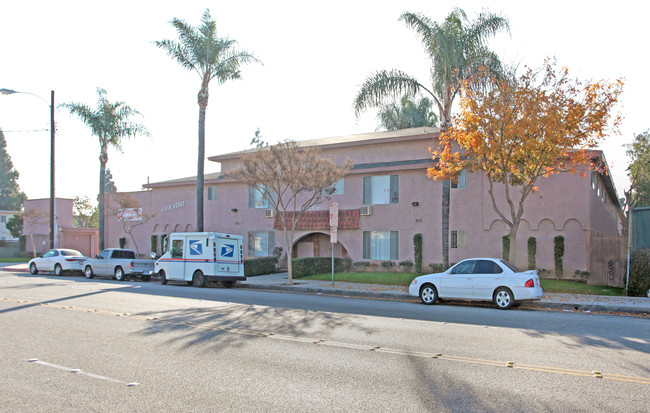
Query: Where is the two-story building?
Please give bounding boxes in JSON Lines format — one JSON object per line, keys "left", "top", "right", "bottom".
{"left": 104, "top": 127, "right": 625, "bottom": 286}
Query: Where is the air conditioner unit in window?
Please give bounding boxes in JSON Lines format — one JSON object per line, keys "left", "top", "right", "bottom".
{"left": 265, "top": 209, "right": 276, "bottom": 218}
{"left": 360, "top": 206, "right": 373, "bottom": 216}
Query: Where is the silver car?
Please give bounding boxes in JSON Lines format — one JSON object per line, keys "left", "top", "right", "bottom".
{"left": 28, "top": 249, "right": 88, "bottom": 276}
{"left": 409, "top": 258, "right": 543, "bottom": 309}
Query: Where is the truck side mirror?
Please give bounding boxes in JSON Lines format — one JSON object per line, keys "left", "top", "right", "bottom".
{"left": 151, "top": 252, "right": 156, "bottom": 259}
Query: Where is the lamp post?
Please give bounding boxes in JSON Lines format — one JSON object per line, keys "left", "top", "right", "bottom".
{"left": 0, "top": 88, "right": 56, "bottom": 249}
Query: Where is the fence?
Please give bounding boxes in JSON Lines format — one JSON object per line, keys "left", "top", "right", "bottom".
{"left": 588, "top": 236, "right": 627, "bottom": 287}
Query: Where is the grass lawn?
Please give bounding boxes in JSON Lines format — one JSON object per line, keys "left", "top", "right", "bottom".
{"left": 303, "top": 272, "right": 625, "bottom": 296}
{"left": 0, "top": 257, "right": 29, "bottom": 263}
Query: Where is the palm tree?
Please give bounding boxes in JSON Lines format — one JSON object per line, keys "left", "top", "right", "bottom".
{"left": 62, "top": 88, "right": 149, "bottom": 250}
{"left": 354, "top": 8, "right": 509, "bottom": 268}
{"left": 377, "top": 95, "right": 438, "bottom": 131}
{"left": 155, "top": 9, "right": 260, "bottom": 232}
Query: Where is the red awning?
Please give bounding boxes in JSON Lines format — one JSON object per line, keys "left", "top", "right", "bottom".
{"left": 273, "top": 209, "right": 359, "bottom": 230}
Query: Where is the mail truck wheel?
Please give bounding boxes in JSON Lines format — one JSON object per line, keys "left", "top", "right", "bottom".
{"left": 159, "top": 270, "right": 168, "bottom": 285}
{"left": 192, "top": 270, "right": 206, "bottom": 288}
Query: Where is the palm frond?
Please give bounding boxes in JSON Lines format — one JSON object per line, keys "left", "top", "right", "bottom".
{"left": 354, "top": 69, "right": 435, "bottom": 117}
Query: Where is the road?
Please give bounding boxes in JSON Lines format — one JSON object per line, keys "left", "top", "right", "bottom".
{"left": 1, "top": 271, "right": 648, "bottom": 412}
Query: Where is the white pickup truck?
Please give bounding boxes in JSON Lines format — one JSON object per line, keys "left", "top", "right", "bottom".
{"left": 83, "top": 248, "right": 155, "bottom": 281}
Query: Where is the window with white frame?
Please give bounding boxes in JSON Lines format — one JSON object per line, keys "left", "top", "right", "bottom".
{"left": 362, "top": 231, "right": 398, "bottom": 260}
{"left": 248, "top": 186, "right": 271, "bottom": 209}
{"left": 451, "top": 170, "right": 466, "bottom": 189}
{"left": 207, "top": 186, "right": 217, "bottom": 201}
{"left": 322, "top": 178, "right": 344, "bottom": 196}
{"left": 363, "top": 175, "right": 399, "bottom": 205}
{"left": 450, "top": 230, "right": 467, "bottom": 249}
{"left": 248, "top": 231, "right": 275, "bottom": 256}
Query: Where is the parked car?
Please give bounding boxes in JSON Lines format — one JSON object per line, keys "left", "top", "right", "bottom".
{"left": 409, "top": 258, "right": 543, "bottom": 310}
{"left": 28, "top": 249, "right": 88, "bottom": 276}
{"left": 83, "top": 248, "right": 155, "bottom": 281}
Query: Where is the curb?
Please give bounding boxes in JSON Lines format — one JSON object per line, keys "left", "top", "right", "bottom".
{"left": 238, "top": 283, "right": 650, "bottom": 315}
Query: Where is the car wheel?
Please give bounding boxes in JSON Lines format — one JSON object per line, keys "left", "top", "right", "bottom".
{"left": 29, "top": 263, "right": 38, "bottom": 275}
{"left": 159, "top": 270, "right": 168, "bottom": 285}
{"left": 494, "top": 287, "right": 514, "bottom": 310}
{"left": 222, "top": 280, "right": 235, "bottom": 289}
{"left": 84, "top": 266, "right": 94, "bottom": 279}
{"left": 115, "top": 267, "right": 126, "bottom": 281}
{"left": 419, "top": 284, "right": 438, "bottom": 305}
{"left": 54, "top": 264, "right": 63, "bottom": 276}
{"left": 192, "top": 271, "right": 206, "bottom": 288}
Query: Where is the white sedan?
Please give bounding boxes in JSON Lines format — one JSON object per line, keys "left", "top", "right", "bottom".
{"left": 28, "top": 249, "right": 88, "bottom": 276}
{"left": 409, "top": 258, "right": 543, "bottom": 310}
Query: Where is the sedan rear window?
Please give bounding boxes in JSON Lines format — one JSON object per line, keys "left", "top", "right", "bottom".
{"left": 500, "top": 260, "right": 522, "bottom": 273}
{"left": 61, "top": 250, "right": 82, "bottom": 256}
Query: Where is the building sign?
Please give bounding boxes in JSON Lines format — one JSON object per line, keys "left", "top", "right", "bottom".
{"left": 161, "top": 200, "right": 185, "bottom": 213}
{"left": 118, "top": 208, "right": 142, "bottom": 221}
{"left": 330, "top": 226, "right": 338, "bottom": 244}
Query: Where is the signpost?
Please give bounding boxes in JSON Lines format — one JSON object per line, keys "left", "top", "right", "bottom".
{"left": 330, "top": 202, "right": 338, "bottom": 287}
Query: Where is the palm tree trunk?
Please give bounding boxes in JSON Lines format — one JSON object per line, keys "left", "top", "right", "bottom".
{"left": 98, "top": 143, "right": 107, "bottom": 251}
{"left": 196, "top": 89, "right": 208, "bottom": 232}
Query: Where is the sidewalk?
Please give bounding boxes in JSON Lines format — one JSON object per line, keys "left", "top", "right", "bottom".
{"left": 239, "top": 272, "right": 650, "bottom": 315}
{"left": 2, "top": 264, "right": 649, "bottom": 315}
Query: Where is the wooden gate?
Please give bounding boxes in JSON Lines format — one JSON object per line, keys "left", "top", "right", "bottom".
{"left": 588, "top": 236, "right": 627, "bottom": 287}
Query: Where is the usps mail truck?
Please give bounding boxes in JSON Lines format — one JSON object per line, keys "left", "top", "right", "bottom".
{"left": 156, "top": 232, "right": 245, "bottom": 288}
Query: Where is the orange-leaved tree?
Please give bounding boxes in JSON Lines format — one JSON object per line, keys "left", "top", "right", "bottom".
{"left": 428, "top": 60, "right": 623, "bottom": 264}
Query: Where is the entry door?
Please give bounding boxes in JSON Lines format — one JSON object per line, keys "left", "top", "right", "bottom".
{"left": 439, "top": 260, "right": 476, "bottom": 298}
{"left": 167, "top": 239, "right": 186, "bottom": 280}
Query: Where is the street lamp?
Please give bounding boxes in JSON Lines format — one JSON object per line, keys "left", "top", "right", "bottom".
{"left": 0, "top": 88, "right": 56, "bottom": 249}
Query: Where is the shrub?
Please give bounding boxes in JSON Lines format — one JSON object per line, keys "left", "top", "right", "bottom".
{"left": 380, "top": 260, "right": 395, "bottom": 269}
{"left": 429, "top": 263, "right": 446, "bottom": 273}
{"left": 413, "top": 233, "right": 423, "bottom": 273}
{"left": 399, "top": 259, "right": 414, "bottom": 272}
{"left": 245, "top": 256, "right": 277, "bottom": 277}
{"left": 502, "top": 235, "right": 510, "bottom": 260}
{"left": 527, "top": 237, "right": 537, "bottom": 270}
{"left": 628, "top": 250, "right": 650, "bottom": 297}
{"left": 573, "top": 270, "right": 590, "bottom": 283}
{"left": 353, "top": 261, "right": 371, "bottom": 271}
{"left": 554, "top": 235, "right": 565, "bottom": 278}
{"left": 119, "top": 237, "right": 126, "bottom": 249}
{"left": 292, "top": 257, "right": 348, "bottom": 278}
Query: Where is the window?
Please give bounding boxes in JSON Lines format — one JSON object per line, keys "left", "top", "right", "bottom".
{"left": 451, "top": 170, "right": 466, "bottom": 189}
{"left": 362, "top": 231, "right": 398, "bottom": 260}
{"left": 207, "top": 186, "right": 217, "bottom": 201}
{"left": 171, "top": 240, "right": 183, "bottom": 258}
{"left": 322, "top": 178, "right": 344, "bottom": 196}
{"left": 450, "top": 260, "right": 476, "bottom": 274}
{"left": 450, "top": 230, "right": 467, "bottom": 249}
{"left": 476, "top": 260, "right": 503, "bottom": 274}
{"left": 248, "top": 231, "right": 275, "bottom": 257}
{"left": 249, "top": 186, "right": 271, "bottom": 209}
{"left": 363, "top": 175, "right": 399, "bottom": 205}
{"left": 43, "top": 250, "right": 58, "bottom": 258}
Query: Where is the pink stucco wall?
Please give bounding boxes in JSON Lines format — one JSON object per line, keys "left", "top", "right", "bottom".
{"left": 104, "top": 128, "right": 624, "bottom": 281}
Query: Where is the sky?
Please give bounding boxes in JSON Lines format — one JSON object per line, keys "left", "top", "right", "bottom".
{"left": 0, "top": 1, "right": 646, "bottom": 205}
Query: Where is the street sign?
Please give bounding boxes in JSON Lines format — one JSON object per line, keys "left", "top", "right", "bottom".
{"left": 329, "top": 201, "right": 339, "bottom": 227}
{"left": 330, "top": 226, "right": 338, "bottom": 244}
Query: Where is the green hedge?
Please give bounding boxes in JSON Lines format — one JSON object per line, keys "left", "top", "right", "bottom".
{"left": 628, "top": 251, "right": 650, "bottom": 297}
{"left": 554, "top": 235, "right": 564, "bottom": 278}
{"left": 292, "top": 257, "right": 351, "bottom": 278}
{"left": 413, "top": 233, "right": 423, "bottom": 273}
{"left": 244, "top": 257, "right": 277, "bottom": 277}
{"left": 502, "top": 235, "right": 510, "bottom": 260}
{"left": 527, "top": 237, "right": 537, "bottom": 270}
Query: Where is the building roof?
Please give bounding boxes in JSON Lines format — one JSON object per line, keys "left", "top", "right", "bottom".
{"left": 208, "top": 127, "right": 440, "bottom": 162}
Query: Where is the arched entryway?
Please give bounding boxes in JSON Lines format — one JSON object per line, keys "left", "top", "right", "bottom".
{"left": 292, "top": 232, "right": 349, "bottom": 259}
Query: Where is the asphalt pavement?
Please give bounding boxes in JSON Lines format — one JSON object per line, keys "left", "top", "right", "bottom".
{"left": 2, "top": 263, "right": 649, "bottom": 315}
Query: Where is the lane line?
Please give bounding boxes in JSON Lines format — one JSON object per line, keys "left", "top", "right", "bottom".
{"left": 27, "top": 359, "right": 138, "bottom": 386}
{"left": 4, "top": 296, "right": 649, "bottom": 386}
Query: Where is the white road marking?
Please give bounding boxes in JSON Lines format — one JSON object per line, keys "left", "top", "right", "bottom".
{"left": 27, "top": 358, "right": 135, "bottom": 385}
